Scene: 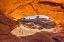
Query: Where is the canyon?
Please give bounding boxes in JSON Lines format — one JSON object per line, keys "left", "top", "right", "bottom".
{"left": 0, "top": 0, "right": 64, "bottom": 42}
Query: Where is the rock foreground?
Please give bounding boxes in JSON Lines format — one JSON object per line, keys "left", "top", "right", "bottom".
{"left": 0, "top": 29, "right": 64, "bottom": 42}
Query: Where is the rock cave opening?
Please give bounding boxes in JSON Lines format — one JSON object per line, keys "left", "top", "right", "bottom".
{"left": 11, "top": 14, "right": 57, "bottom": 37}
{"left": 17, "top": 14, "right": 56, "bottom": 30}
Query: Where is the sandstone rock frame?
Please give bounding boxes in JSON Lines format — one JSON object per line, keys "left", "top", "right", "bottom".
{"left": 0, "top": 0, "right": 64, "bottom": 32}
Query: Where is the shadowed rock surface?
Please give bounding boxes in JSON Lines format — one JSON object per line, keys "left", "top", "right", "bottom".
{"left": 0, "top": 14, "right": 19, "bottom": 32}
{"left": 0, "top": 29, "right": 64, "bottom": 42}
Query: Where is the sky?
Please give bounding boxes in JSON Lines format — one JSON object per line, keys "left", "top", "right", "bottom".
{"left": 25, "top": 15, "right": 49, "bottom": 19}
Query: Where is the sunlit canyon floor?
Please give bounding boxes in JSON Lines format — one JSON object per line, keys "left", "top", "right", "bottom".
{"left": 11, "top": 24, "right": 55, "bottom": 37}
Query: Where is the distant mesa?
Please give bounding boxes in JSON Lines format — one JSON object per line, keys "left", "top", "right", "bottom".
{"left": 17, "top": 16, "right": 52, "bottom": 23}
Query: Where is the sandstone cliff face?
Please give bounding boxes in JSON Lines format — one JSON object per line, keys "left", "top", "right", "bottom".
{"left": 0, "top": 14, "right": 19, "bottom": 32}
{"left": 0, "top": 0, "right": 64, "bottom": 31}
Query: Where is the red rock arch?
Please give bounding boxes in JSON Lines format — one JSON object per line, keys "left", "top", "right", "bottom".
{"left": 0, "top": 0, "right": 64, "bottom": 32}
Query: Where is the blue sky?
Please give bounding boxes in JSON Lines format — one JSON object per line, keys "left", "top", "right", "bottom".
{"left": 25, "top": 15, "right": 49, "bottom": 19}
